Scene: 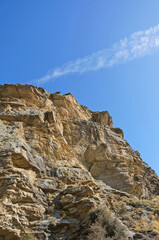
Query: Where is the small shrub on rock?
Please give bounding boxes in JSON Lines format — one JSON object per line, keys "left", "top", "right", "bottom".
{"left": 87, "top": 208, "right": 129, "bottom": 240}
{"left": 21, "top": 234, "right": 38, "bottom": 240}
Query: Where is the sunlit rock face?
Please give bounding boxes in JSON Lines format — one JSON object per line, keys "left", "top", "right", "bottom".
{"left": 0, "top": 84, "right": 158, "bottom": 240}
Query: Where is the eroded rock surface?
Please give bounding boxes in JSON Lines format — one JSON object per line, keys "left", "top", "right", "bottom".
{"left": 0, "top": 84, "right": 158, "bottom": 240}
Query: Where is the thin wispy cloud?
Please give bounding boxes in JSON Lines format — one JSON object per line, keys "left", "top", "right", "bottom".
{"left": 33, "top": 24, "right": 159, "bottom": 84}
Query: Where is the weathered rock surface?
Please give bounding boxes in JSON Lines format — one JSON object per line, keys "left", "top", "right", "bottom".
{"left": 0, "top": 84, "right": 158, "bottom": 240}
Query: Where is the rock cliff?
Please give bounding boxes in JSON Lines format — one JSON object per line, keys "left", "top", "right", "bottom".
{"left": 0, "top": 84, "right": 158, "bottom": 240}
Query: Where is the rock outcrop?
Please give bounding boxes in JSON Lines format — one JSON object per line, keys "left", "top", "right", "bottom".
{"left": 0, "top": 84, "right": 158, "bottom": 240}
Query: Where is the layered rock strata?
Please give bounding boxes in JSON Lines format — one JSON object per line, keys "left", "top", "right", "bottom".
{"left": 0, "top": 84, "right": 158, "bottom": 240}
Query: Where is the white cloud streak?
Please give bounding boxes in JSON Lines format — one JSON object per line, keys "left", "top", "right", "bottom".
{"left": 33, "top": 24, "right": 159, "bottom": 84}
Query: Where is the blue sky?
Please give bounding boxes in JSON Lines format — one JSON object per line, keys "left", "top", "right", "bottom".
{"left": 0, "top": 0, "right": 159, "bottom": 175}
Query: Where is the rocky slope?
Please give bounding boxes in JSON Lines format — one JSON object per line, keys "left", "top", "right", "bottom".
{"left": 0, "top": 84, "right": 158, "bottom": 240}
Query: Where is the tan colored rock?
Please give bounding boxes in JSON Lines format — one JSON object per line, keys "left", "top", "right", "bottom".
{"left": 92, "top": 111, "right": 113, "bottom": 127}
{"left": 0, "top": 84, "right": 158, "bottom": 240}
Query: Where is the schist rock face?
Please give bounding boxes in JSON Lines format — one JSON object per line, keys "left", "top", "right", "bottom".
{"left": 0, "top": 84, "right": 158, "bottom": 240}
